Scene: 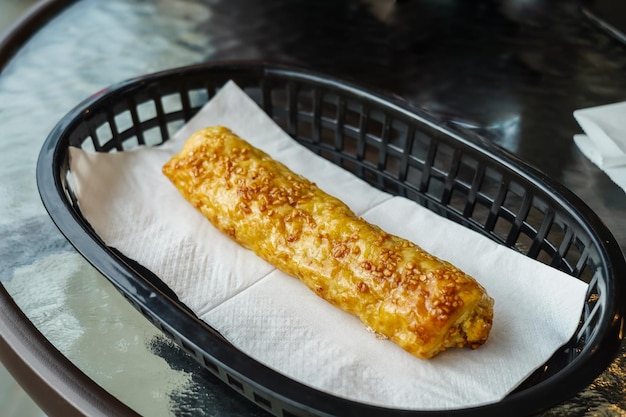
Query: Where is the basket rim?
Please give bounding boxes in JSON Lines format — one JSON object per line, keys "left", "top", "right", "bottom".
{"left": 36, "top": 60, "right": 626, "bottom": 417}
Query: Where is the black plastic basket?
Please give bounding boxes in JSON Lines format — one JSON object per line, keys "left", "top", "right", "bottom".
{"left": 37, "top": 62, "right": 625, "bottom": 417}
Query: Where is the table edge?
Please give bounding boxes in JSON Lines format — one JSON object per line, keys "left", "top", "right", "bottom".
{"left": 0, "top": 0, "right": 141, "bottom": 415}
{"left": 0, "top": 0, "right": 75, "bottom": 72}
{"left": 0, "top": 285, "right": 141, "bottom": 417}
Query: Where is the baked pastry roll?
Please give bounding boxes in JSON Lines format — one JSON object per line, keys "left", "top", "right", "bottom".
{"left": 162, "top": 126, "right": 494, "bottom": 359}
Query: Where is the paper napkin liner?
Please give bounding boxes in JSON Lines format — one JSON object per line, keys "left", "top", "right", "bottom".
{"left": 69, "top": 81, "right": 588, "bottom": 410}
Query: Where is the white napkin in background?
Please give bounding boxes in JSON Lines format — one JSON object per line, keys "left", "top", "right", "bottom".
{"left": 574, "top": 101, "right": 626, "bottom": 191}
{"left": 69, "top": 81, "right": 588, "bottom": 410}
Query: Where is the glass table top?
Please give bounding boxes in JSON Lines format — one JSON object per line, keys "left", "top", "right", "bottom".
{"left": 1, "top": 0, "right": 625, "bottom": 415}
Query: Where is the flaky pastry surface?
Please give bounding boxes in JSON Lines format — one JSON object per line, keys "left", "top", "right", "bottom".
{"left": 162, "top": 126, "right": 494, "bottom": 359}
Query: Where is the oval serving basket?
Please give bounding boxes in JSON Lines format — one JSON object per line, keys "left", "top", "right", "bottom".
{"left": 37, "top": 62, "right": 625, "bottom": 417}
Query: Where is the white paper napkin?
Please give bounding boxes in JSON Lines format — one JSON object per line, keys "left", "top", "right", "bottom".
{"left": 574, "top": 101, "right": 626, "bottom": 191}
{"left": 69, "top": 81, "right": 588, "bottom": 410}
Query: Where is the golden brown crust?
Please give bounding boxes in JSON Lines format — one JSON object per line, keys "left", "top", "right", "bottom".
{"left": 162, "top": 126, "right": 494, "bottom": 359}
